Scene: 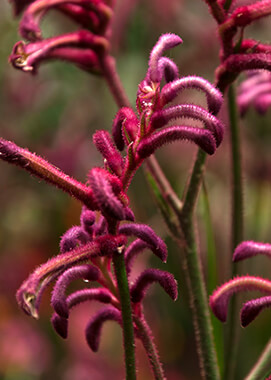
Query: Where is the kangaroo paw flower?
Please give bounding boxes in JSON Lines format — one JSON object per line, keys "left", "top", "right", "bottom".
{"left": 130, "top": 269, "right": 178, "bottom": 303}
{"left": 147, "top": 33, "right": 182, "bottom": 83}
{"left": 112, "top": 107, "right": 139, "bottom": 151}
{"left": 241, "top": 295, "right": 271, "bottom": 327}
{"left": 60, "top": 226, "right": 90, "bottom": 253}
{"left": 119, "top": 223, "right": 167, "bottom": 262}
{"left": 151, "top": 104, "right": 224, "bottom": 146}
{"left": 88, "top": 167, "right": 126, "bottom": 220}
{"left": 0, "top": 138, "right": 96, "bottom": 209}
{"left": 93, "top": 130, "right": 124, "bottom": 176}
{"left": 137, "top": 125, "right": 217, "bottom": 157}
{"left": 51, "top": 288, "right": 113, "bottom": 338}
{"left": 125, "top": 239, "right": 149, "bottom": 276}
{"left": 210, "top": 276, "right": 271, "bottom": 323}
{"left": 160, "top": 76, "right": 223, "bottom": 114}
{"left": 237, "top": 70, "right": 271, "bottom": 116}
{"left": 16, "top": 240, "right": 101, "bottom": 318}
{"left": 85, "top": 306, "right": 122, "bottom": 352}
{"left": 51, "top": 264, "right": 100, "bottom": 318}
{"left": 233, "top": 241, "right": 271, "bottom": 262}
{"left": 80, "top": 208, "right": 96, "bottom": 235}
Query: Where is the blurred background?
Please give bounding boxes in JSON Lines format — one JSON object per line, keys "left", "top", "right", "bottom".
{"left": 0, "top": 0, "right": 271, "bottom": 379}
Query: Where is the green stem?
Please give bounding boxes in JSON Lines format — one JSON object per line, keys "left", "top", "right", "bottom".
{"left": 245, "top": 338, "right": 271, "bottom": 380}
{"left": 179, "top": 149, "right": 220, "bottom": 380}
{"left": 223, "top": 84, "right": 244, "bottom": 380}
{"left": 134, "top": 315, "right": 166, "bottom": 380}
{"left": 146, "top": 155, "right": 183, "bottom": 215}
{"left": 113, "top": 251, "right": 137, "bottom": 380}
{"left": 228, "top": 84, "right": 244, "bottom": 255}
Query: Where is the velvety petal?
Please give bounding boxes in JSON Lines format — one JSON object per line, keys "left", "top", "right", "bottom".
{"left": 161, "top": 76, "right": 223, "bottom": 114}
{"left": 9, "top": 31, "right": 108, "bottom": 73}
{"left": 125, "top": 239, "right": 149, "bottom": 276}
{"left": 88, "top": 168, "right": 126, "bottom": 220}
{"left": 16, "top": 241, "right": 100, "bottom": 318}
{"left": 241, "top": 295, "right": 271, "bottom": 327}
{"left": 51, "top": 264, "right": 100, "bottom": 318}
{"left": 112, "top": 107, "right": 139, "bottom": 150}
{"left": 137, "top": 125, "right": 217, "bottom": 157}
{"left": 147, "top": 33, "right": 182, "bottom": 83}
{"left": 60, "top": 226, "right": 90, "bottom": 253}
{"left": 93, "top": 130, "right": 124, "bottom": 176}
{"left": 210, "top": 276, "right": 271, "bottom": 322}
{"left": 119, "top": 223, "right": 167, "bottom": 262}
{"left": 85, "top": 306, "right": 122, "bottom": 352}
{"left": 130, "top": 269, "right": 178, "bottom": 303}
{"left": 233, "top": 241, "right": 271, "bottom": 262}
{"left": 151, "top": 104, "right": 224, "bottom": 146}
{"left": 0, "top": 138, "right": 96, "bottom": 209}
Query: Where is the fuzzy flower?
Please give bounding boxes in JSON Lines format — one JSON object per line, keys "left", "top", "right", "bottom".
{"left": 3, "top": 33, "right": 226, "bottom": 371}
{"left": 16, "top": 205, "right": 177, "bottom": 350}
{"left": 9, "top": 0, "right": 114, "bottom": 73}
{"left": 210, "top": 240, "right": 271, "bottom": 327}
{"left": 237, "top": 70, "right": 271, "bottom": 116}
{"left": 111, "top": 33, "right": 224, "bottom": 166}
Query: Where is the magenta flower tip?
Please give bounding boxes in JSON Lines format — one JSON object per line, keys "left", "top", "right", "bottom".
{"left": 93, "top": 130, "right": 124, "bottom": 176}
{"left": 112, "top": 107, "right": 139, "bottom": 151}
{"left": 60, "top": 226, "right": 90, "bottom": 253}
{"left": 148, "top": 33, "right": 183, "bottom": 83}
{"left": 85, "top": 307, "right": 122, "bottom": 352}
{"left": 137, "top": 125, "right": 217, "bottom": 158}
{"left": 119, "top": 223, "right": 167, "bottom": 262}
{"left": 209, "top": 292, "right": 228, "bottom": 323}
{"left": 19, "top": 13, "right": 42, "bottom": 41}
{"left": 51, "top": 313, "right": 68, "bottom": 339}
{"left": 131, "top": 269, "right": 178, "bottom": 304}
{"left": 88, "top": 168, "right": 126, "bottom": 220}
{"left": 80, "top": 208, "right": 96, "bottom": 234}
{"left": 240, "top": 296, "right": 271, "bottom": 327}
{"left": 210, "top": 275, "right": 271, "bottom": 323}
{"left": 51, "top": 264, "right": 100, "bottom": 318}
{"left": 233, "top": 241, "right": 271, "bottom": 262}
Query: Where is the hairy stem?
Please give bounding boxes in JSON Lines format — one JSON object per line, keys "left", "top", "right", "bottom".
{"left": 134, "top": 315, "right": 166, "bottom": 380}
{"left": 179, "top": 149, "right": 220, "bottom": 380}
{"left": 244, "top": 339, "right": 271, "bottom": 380}
{"left": 224, "top": 84, "right": 243, "bottom": 380}
{"left": 113, "top": 252, "right": 137, "bottom": 380}
{"left": 204, "top": 0, "right": 225, "bottom": 24}
{"left": 244, "top": 337, "right": 271, "bottom": 380}
{"left": 99, "top": 53, "right": 131, "bottom": 108}
{"left": 146, "top": 156, "right": 183, "bottom": 215}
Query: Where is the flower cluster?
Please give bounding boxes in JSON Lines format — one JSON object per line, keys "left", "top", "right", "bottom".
{"left": 237, "top": 70, "right": 271, "bottom": 116}
{"left": 207, "top": 0, "right": 271, "bottom": 91}
{"left": 9, "top": 0, "right": 114, "bottom": 73}
{"left": 210, "top": 241, "right": 271, "bottom": 327}
{"left": 112, "top": 34, "right": 223, "bottom": 165}
{"left": 1, "top": 30, "right": 224, "bottom": 369}
{"left": 16, "top": 204, "right": 178, "bottom": 348}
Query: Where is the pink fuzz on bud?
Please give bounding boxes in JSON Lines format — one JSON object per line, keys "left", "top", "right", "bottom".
{"left": 119, "top": 223, "right": 167, "bottom": 262}
{"left": 130, "top": 269, "right": 178, "bottom": 303}
{"left": 233, "top": 241, "right": 271, "bottom": 262}
{"left": 161, "top": 76, "right": 223, "bottom": 115}
{"left": 60, "top": 226, "right": 90, "bottom": 253}
{"left": 85, "top": 307, "right": 122, "bottom": 352}
{"left": 112, "top": 107, "right": 139, "bottom": 151}
{"left": 93, "top": 130, "right": 124, "bottom": 176}
{"left": 241, "top": 296, "right": 271, "bottom": 327}
{"left": 137, "top": 125, "right": 217, "bottom": 157}
{"left": 51, "top": 264, "right": 100, "bottom": 318}
{"left": 210, "top": 276, "right": 271, "bottom": 323}
{"left": 147, "top": 33, "right": 182, "bottom": 83}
